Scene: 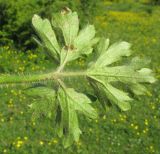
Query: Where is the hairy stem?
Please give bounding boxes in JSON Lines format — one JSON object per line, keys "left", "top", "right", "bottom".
{"left": 57, "top": 49, "right": 69, "bottom": 72}
{"left": 0, "top": 71, "right": 88, "bottom": 86}
{"left": 0, "top": 70, "right": 154, "bottom": 87}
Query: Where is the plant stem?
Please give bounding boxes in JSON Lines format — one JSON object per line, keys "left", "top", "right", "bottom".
{"left": 57, "top": 49, "right": 69, "bottom": 72}
{"left": 0, "top": 71, "right": 87, "bottom": 86}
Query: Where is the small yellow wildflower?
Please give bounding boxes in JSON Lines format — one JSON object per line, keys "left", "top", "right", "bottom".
{"left": 24, "top": 136, "right": 28, "bottom": 140}
{"left": 134, "top": 125, "right": 138, "bottom": 130}
{"left": 144, "top": 119, "right": 148, "bottom": 126}
{"left": 3, "top": 149, "right": 7, "bottom": 153}
{"left": 143, "top": 130, "right": 146, "bottom": 133}
{"left": 95, "top": 119, "right": 98, "bottom": 123}
{"left": 39, "top": 141, "right": 44, "bottom": 145}
{"left": 53, "top": 139, "right": 58, "bottom": 144}
{"left": 16, "top": 140, "right": 23, "bottom": 148}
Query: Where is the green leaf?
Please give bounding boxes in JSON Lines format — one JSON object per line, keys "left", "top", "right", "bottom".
{"left": 67, "top": 88, "right": 98, "bottom": 119}
{"left": 60, "top": 37, "right": 99, "bottom": 64}
{"left": 129, "top": 83, "right": 148, "bottom": 95}
{"left": 52, "top": 9, "right": 99, "bottom": 64}
{"left": 88, "top": 65, "right": 156, "bottom": 84}
{"left": 89, "top": 76, "right": 132, "bottom": 111}
{"left": 129, "top": 57, "right": 151, "bottom": 69}
{"left": 57, "top": 88, "right": 81, "bottom": 148}
{"left": 57, "top": 87, "right": 97, "bottom": 148}
{"left": 74, "top": 25, "right": 96, "bottom": 51}
{"left": 52, "top": 9, "right": 79, "bottom": 46}
{"left": 96, "top": 38, "right": 110, "bottom": 57}
{"left": 25, "top": 86, "right": 56, "bottom": 98}
{"left": 89, "top": 80, "right": 110, "bottom": 111}
{"left": 25, "top": 87, "right": 57, "bottom": 119}
{"left": 32, "top": 15, "right": 60, "bottom": 61}
{"left": 102, "top": 83, "right": 132, "bottom": 111}
{"left": 93, "top": 41, "right": 132, "bottom": 67}
{"left": 0, "top": 8, "right": 157, "bottom": 148}
{"left": 87, "top": 38, "right": 156, "bottom": 111}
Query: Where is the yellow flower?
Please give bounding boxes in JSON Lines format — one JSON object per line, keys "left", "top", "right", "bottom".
{"left": 95, "top": 119, "right": 98, "bottom": 123}
{"left": 16, "top": 140, "right": 23, "bottom": 148}
{"left": 17, "top": 140, "right": 23, "bottom": 144}
{"left": 143, "top": 130, "right": 146, "bottom": 133}
{"left": 53, "top": 139, "right": 58, "bottom": 144}
{"left": 144, "top": 119, "right": 148, "bottom": 126}
{"left": 24, "top": 136, "right": 28, "bottom": 140}
{"left": 3, "top": 149, "right": 7, "bottom": 153}
{"left": 134, "top": 125, "right": 138, "bottom": 130}
{"left": 39, "top": 141, "right": 44, "bottom": 145}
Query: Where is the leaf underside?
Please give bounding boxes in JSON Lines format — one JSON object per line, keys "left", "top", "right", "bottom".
{"left": 0, "top": 8, "right": 156, "bottom": 148}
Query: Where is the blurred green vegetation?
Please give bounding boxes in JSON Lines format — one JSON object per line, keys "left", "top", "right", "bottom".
{"left": 0, "top": 0, "right": 100, "bottom": 50}
{"left": 0, "top": 0, "right": 160, "bottom": 154}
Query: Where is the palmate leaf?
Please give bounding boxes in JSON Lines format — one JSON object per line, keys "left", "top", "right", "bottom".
{"left": 56, "top": 88, "right": 97, "bottom": 148}
{"left": 90, "top": 78, "right": 132, "bottom": 111}
{"left": 0, "top": 8, "right": 157, "bottom": 148}
{"left": 24, "top": 87, "right": 57, "bottom": 119}
{"left": 87, "top": 39, "right": 156, "bottom": 111}
{"left": 32, "top": 15, "right": 60, "bottom": 61}
{"left": 52, "top": 8, "right": 99, "bottom": 64}
{"left": 92, "top": 40, "right": 132, "bottom": 68}
{"left": 52, "top": 8, "right": 79, "bottom": 46}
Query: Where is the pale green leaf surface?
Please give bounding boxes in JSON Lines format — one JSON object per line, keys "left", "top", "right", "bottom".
{"left": 94, "top": 41, "right": 132, "bottom": 67}
{"left": 0, "top": 8, "right": 157, "bottom": 148}
{"left": 103, "top": 83, "right": 132, "bottom": 111}
{"left": 60, "top": 37, "right": 99, "bottom": 63}
{"left": 89, "top": 76, "right": 132, "bottom": 111}
{"left": 88, "top": 65, "right": 156, "bottom": 84}
{"left": 66, "top": 88, "right": 98, "bottom": 119}
{"left": 57, "top": 87, "right": 97, "bottom": 148}
{"left": 32, "top": 15, "right": 60, "bottom": 60}
{"left": 74, "top": 25, "right": 96, "bottom": 50}
{"left": 25, "top": 86, "right": 56, "bottom": 98}
{"left": 25, "top": 87, "right": 57, "bottom": 119}
{"left": 129, "top": 57, "right": 151, "bottom": 69}
{"left": 52, "top": 11, "right": 79, "bottom": 46}
{"left": 96, "top": 38, "right": 110, "bottom": 56}
{"left": 57, "top": 88, "right": 81, "bottom": 148}
{"left": 129, "top": 83, "right": 148, "bottom": 95}
{"left": 52, "top": 11, "right": 99, "bottom": 63}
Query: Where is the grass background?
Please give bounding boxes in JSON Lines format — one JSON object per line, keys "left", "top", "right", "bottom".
{"left": 0, "top": 0, "right": 160, "bottom": 153}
